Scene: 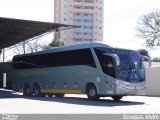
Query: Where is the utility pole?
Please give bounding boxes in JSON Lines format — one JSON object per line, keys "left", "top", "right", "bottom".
{"left": 3, "top": 49, "right": 5, "bottom": 62}
{"left": 22, "top": 43, "right": 26, "bottom": 54}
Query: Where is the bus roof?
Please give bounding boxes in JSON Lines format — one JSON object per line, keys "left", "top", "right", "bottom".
{"left": 13, "top": 42, "right": 138, "bottom": 58}
{"left": 14, "top": 42, "right": 112, "bottom": 57}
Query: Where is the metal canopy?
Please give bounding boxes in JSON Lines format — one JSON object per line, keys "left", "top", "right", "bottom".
{"left": 0, "top": 17, "right": 75, "bottom": 49}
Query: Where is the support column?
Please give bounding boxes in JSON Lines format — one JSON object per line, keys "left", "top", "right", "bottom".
{"left": 0, "top": 49, "right": 2, "bottom": 62}
{"left": 2, "top": 49, "right": 5, "bottom": 62}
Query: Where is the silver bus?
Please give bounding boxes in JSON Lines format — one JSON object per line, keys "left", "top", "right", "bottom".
{"left": 12, "top": 42, "right": 147, "bottom": 101}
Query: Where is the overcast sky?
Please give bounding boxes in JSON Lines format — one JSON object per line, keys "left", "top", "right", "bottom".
{"left": 0, "top": 0, "right": 160, "bottom": 58}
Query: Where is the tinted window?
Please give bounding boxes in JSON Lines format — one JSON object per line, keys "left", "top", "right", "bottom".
{"left": 13, "top": 49, "right": 96, "bottom": 69}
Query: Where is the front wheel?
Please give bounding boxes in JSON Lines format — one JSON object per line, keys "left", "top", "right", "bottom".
{"left": 111, "top": 96, "right": 123, "bottom": 101}
{"left": 86, "top": 85, "right": 100, "bottom": 101}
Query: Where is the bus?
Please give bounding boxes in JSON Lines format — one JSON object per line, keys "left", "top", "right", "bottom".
{"left": 12, "top": 42, "right": 149, "bottom": 101}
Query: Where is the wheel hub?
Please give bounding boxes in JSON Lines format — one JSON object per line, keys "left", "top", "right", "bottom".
{"left": 89, "top": 89, "right": 96, "bottom": 97}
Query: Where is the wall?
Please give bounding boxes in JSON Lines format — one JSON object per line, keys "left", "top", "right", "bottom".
{"left": 146, "top": 67, "right": 160, "bottom": 96}
{"left": 0, "top": 62, "right": 12, "bottom": 89}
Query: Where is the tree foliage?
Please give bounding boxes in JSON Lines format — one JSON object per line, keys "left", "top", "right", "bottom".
{"left": 152, "top": 57, "right": 160, "bottom": 62}
{"left": 43, "top": 32, "right": 64, "bottom": 49}
{"left": 138, "top": 49, "right": 150, "bottom": 58}
{"left": 136, "top": 10, "right": 160, "bottom": 48}
{"left": 43, "top": 40, "right": 64, "bottom": 49}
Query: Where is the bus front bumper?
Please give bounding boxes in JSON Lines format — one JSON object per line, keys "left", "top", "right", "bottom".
{"left": 115, "top": 80, "right": 146, "bottom": 95}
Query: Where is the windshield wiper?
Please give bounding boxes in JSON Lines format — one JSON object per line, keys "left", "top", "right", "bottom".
{"left": 127, "top": 61, "right": 143, "bottom": 82}
{"left": 127, "top": 62, "right": 133, "bottom": 81}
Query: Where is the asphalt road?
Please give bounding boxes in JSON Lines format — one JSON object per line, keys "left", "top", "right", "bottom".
{"left": 0, "top": 89, "right": 160, "bottom": 114}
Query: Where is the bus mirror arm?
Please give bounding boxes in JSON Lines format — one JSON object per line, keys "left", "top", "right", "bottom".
{"left": 141, "top": 56, "right": 152, "bottom": 67}
{"left": 103, "top": 53, "right": 120, "bottom": 67}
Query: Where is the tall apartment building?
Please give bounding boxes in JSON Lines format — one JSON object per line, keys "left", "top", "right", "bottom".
{"left": 54, "top": 0, "right": 104, "bottom": 45}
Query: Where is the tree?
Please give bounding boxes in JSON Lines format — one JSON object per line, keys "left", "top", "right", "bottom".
{"left": 43, "top": 32, "right": 64, "bottom": 49}
{"left": 43, "top": 40, "right": 64, "bottom": 49}
{"left": 14, "top": 39, "right": 43, "bottom": 55}
{"left": 136, "top": 10, "right": 160, "bottom": 48}
{"left": 138, "top": 49, "right": 150, "bottom": 58}
{"left": 152, "top": 57, "right": 160, "bottom": 62}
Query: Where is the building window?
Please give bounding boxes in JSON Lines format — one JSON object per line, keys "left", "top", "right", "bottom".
{"left": 84, "top": 13, "right": 93, "bottom": 16}
{"left": 99, "top": 7, "right": 102, "bottom": 10}
{"left": 84, "top": 0, "right": 94, "bottom": 3}
{"left": 83, "top": 32, "right": 93, "bottom": 35}
{"left": 84, "top": 26, "right": 93, "bottom": 29}
{"left": 84, "top": 6, "right": 94, "bottom": 9}
{"left": 74, "top": 32, "right": 82, "bottom": 35}
{"left": 64, "top": 18, "right": 67, "bottom": 21}
{"left": 73, "top": 5, "right": 83, "bottom": 9}
{"left": 74, "top": 38, "right": 83, "bottom": 41}
{"left": 84, "top": 20, "right": 93, "bottom": 22}
{"left": 74, "top": 0, "right": 83, "bottom": 2}
{"left": 84, "top": 39, "right": 93, "bottom": 41}
{"left": 74, "top": 12, "right": 81, "bottom": 16}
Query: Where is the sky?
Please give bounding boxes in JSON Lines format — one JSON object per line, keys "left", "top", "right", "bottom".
{"left": 0, "top": 0, "right": 160, "bottom": 58}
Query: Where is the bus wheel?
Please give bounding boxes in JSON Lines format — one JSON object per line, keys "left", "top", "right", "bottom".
{"left": 23, "top": 84, "right": 32, "bottom": 97}
{"left": 55, "top": 94, "right": 65, "bottom": 98}
{"left": 33, "top": 85, "right": 42, "bottom": 97}
{"left": 111, "top": 96, "right": 123, "bottom": 101}
{"left": 86, "top": 84, "right": 100, "bottom": 101}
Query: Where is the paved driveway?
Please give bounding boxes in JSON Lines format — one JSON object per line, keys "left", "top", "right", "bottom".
{"left": 0, "top": 89, "right": 159, "bottom": 114}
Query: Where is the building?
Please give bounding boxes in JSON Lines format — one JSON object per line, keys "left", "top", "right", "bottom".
{"left": 54, "top": 0, "right": 104, "bottom": 45}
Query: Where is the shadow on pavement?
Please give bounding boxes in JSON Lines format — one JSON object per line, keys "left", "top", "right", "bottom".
{"left": 0, "top": 89, "right": 145, "bottom": 107}
{"left": 24, "top": 96, "right": 145, "bottom": 107}
{"left": 0, "top": 89, "right": 21, "bottom": 98}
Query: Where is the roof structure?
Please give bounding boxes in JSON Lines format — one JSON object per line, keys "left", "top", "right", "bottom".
{"left": 0, "top": 17, "right": 75, "bottom": 50}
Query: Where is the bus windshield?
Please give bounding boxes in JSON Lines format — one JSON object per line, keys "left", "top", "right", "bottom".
{"left": 116, "top": 51, "right": 145, "bottom": 82}
{"left": 94, "top": 47, "right": 145, "bottom": 82}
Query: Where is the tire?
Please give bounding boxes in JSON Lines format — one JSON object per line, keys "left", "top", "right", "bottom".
{"left": 33, "top": 85, "right": 42, "bottom": 97}
{"left": 23, "top": 84, "right": 32, "bottom": 97}
{"left": 55, "top": 93, "right": 65, "bottom": 98}
{"left": 86, "top": 84, "right": 100, "bottom": 101}
{"left": 111, "top": 96, "right": 123, "bottom": 101}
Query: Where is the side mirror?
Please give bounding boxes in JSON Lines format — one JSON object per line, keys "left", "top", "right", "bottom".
{"left": 103, "top": 53, "right": 120, "bottom": 66}
{"left": 113, "top": 54, "right": 120, "bottom": 66}
{"left": 142, "top": 56, "right": 152, "bottom": 67}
